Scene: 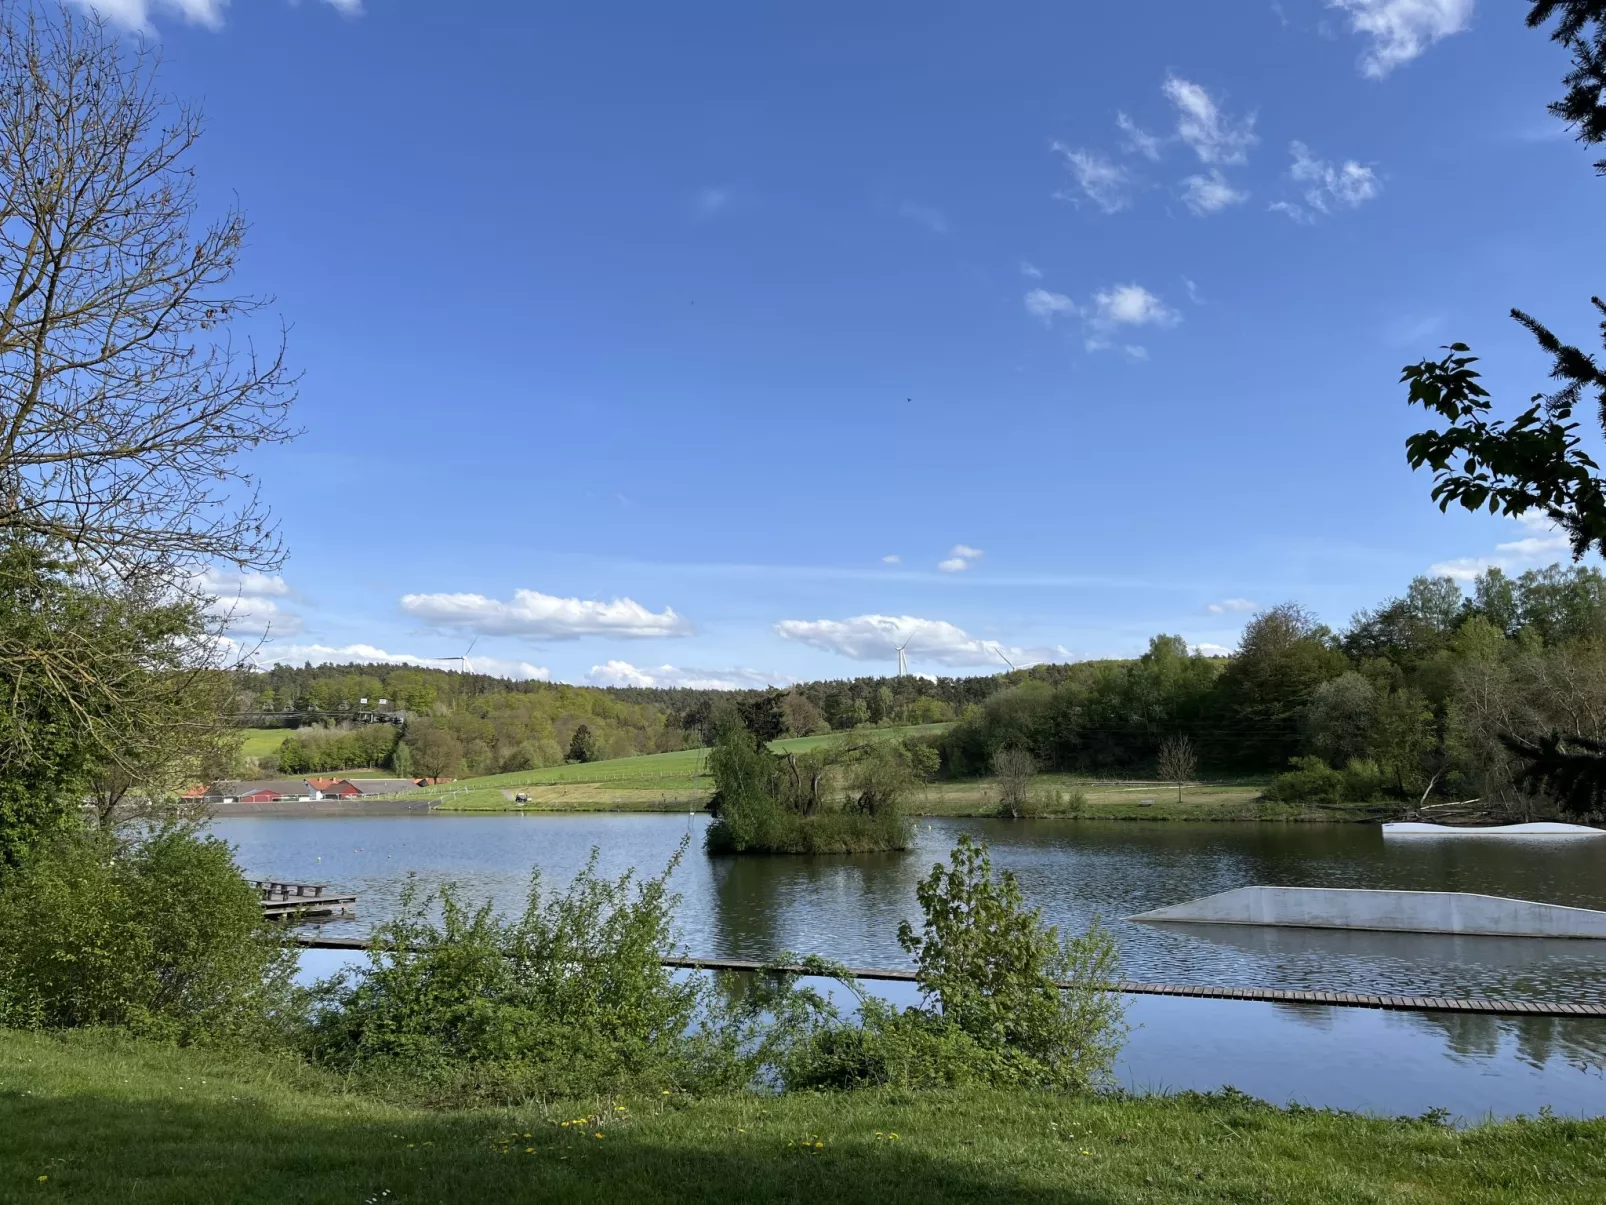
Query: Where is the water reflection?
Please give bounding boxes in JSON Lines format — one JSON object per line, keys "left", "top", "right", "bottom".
{"left": 261, "top": 814, "right": 1606, "bottom": 1120}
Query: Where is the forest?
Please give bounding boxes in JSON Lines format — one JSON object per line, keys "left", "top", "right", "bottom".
{"left": 235, "top": 561, "right": 1606, "bottom": 810}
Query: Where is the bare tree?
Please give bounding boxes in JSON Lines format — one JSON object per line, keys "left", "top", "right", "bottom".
{"left": 1157, "top": 735, "right": 1196, "bottom": 804}
{"left": 992, "top": 747, "right": 1035, "bottom": 819}
{"left": 0, "top": 4, "right": 296, "bottom": 581}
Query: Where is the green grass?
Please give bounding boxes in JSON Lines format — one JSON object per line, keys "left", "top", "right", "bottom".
{"left": 2, "top": 1029, "right": 1601, "bottom": 1203}
{"left": 236, "top": 728, "right": 291, "bottom": 760}
{"left": 416, "top": 724, "right": 952, "bottom": 811}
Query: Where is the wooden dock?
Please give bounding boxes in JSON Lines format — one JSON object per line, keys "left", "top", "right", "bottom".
{"left": 288, "top": 939, "right": 1605, "bottom": 1019}
{"left": 255, "top": 880, "right": 357, "bottom": 920}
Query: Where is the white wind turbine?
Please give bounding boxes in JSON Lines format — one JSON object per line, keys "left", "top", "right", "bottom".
{"left": 992, "top": 645, "right": 1018, "bottom": 673}
{"left": 895, "top": 634, "right": 912, "bottom": 677}
{"left": 434, "top": 636, "right": 478, "bottom": 674}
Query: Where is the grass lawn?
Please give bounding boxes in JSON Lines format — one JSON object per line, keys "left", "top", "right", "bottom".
{"left": 236, "top": 728, "right": 291, "bottom": 760}
{"left": 2, "top": 1030, "right": 1600, "bottom": 1204}
{"left": 419, "top": 724, "right": 952, "bottom": 812}
{"left": 916, "top": 776, "right": 1386, "bottom": 822}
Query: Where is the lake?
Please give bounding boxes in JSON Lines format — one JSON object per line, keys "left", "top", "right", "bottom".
{"left": 216, "top": 812, "right": 1606, "bottom": 1120}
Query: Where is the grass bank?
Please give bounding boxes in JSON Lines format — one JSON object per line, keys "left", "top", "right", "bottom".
{"left": 3, "top": 1030, "right": 1600, "bottom": 1203}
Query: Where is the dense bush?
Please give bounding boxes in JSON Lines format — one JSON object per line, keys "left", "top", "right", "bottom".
{"left": 704, "top": 710, "right": 916, "bottom": 854}
{"left": 305, "top": 842, "right": 730, "bottom": 1102}
{"left": 1265, "top": 756, "right": 1384, "bottom": 805}
{"left": 0, "top": 827, "right": 297, "bottom": 1044}
{"left": 268, "top": 723, "right": 401, "bottom": 774}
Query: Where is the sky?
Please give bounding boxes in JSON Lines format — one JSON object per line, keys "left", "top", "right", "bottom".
{"left": 77, "top": 0, "right": 1604, "bottom": 687}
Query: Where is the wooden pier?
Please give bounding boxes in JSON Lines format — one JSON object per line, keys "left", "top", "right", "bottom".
{"left": 255, "top": 880, "right": 357, "bottom": 920}
{"left": 288, "top": 939, "right": 1605, "bottom": 1019}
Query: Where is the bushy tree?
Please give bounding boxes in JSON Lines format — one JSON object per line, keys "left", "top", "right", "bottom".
{"left": 567, "top": 722, "right": 599, "bottom": 764}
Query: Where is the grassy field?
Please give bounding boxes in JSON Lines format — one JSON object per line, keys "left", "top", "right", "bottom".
{"left": 2, "top": 1029, "right": 1600, "bottom": 1203}
{"left": 916, "top": 776, "right": 1386, "bottom": 822}
{"left": 412, "top": 724, "right": 953, "bottom": 812}
{"left": 237, "top": 727, "right": 291, "bottom": 760}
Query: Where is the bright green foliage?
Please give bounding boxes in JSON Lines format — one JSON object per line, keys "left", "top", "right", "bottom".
{"left": 0, "top": 828, "right": 296, "bottom": 1044}
{"left": 0, "top": 543, "right": 214, "bottom": 869}
{"left": 892, "top": 835, "right": 1124, "bottom": 1090}
{"left": 269, "top": 724, "right": 400, "bottom": 774}
{"left": 1265, "top": 756, "right": 1383, "bottom": 805}
{"left": 704, "top": 710, "right": 916, "bottom": 854}
{"left": 6, "top": 1030, "right": 1605, "bottom": 1205}
{"left": 306, "top": 843, "right": 713, "bottom": 1103}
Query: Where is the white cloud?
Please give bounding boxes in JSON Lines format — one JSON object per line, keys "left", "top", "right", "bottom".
{"left": 881, "top": 554, "right": 902, "bottom": 564}
{"left": 195, "top": 567, "right": 301, "bottom": 636}
{"left": 1182, "top": 277, "right": 1203, "bottom": 304}
{"left": 75, "top": 0, "right": 360, "bottom": 30}
{"left": 1163, "top": 76, "right": 1258, "bottom": 166}
{"left": 1328, "top": 0, "right": 1474, "bottom": 78}
{"left": 1269, "top": 200, "right": 1314, "bottom": 224}
{"left": 1122, "top": 345, "right": 1150, "bottom": 361}
{"left": 1020, "top": 261, "right": 1044, "bottom": 279}
{"left": 1430, "top": 513, "right": 1573, "bottom": 581}
{"left": 1181, "top": 169, "right": 1248, "bottom": 215}
{"left": 586, "top": 661, "right": 788, "bottom": 691}
{"left": 774, "top": 614, "right": 1069, "bottom": 669}
{"left": 1207, "top": 598, "right": 1259, "bottom": 614}
{"left": 1191, "top": 642, "right": 1233, "bottom": 657}
{"left": 1289, "top": 142, "right": 1381, "bottom": 214}
{"left": 249, "top": 642, "right": 549, "bottom": 681}
{"left": 400, "top": 589, "right": 693, "bottom": 639}
{"left": 899, "top": 202, "right": 949, "bottom": 234}
{"left": 1092, "top": 284, "right": 1179, "bottom": 329}
{"left": 1024, "top": 288, "right": 1077, "bottom": 324}
{"left": 1051, "top": 144, "right": 1132, "bottom": 213}
{"left": 938, "top": 544, "right": 984, "bottom": 573}
{"left": 1116, "top": 111, "right": 1163, "bottom": 161}
{"left": 196, "top": 567, "right": 290, "bottom": 598}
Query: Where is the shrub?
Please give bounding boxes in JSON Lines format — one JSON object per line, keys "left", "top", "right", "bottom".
{"left": 992, "top": 748, "right": 1036, "bottom": 818}
{"left": 1265, "top": 755, "right": 1344, "bottom": 804}
{"left": 778, "top": 836, "right": 1125, "bottom": 1092}
{"left": 0, "top": 827, "right": 297, "bottom": 1045}
{"left": 306, "top": 841, "right": 722, "bottom": 1103}
{"left": 1340, "top": 757, "right": 1384, "bottom": 802}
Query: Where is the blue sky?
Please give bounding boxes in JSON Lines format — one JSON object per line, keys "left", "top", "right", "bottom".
{"left": 90, "top": 0, "right": 1601, "bottom": 686}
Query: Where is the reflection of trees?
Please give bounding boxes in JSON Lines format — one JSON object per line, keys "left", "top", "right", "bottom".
{"left": 1269, "top": 1002, "right": 1335, "bottom": 1032}
{"left": 1401, "top": 1010, "right": 1606, "bottom": 1071}
{"left": 707, "top": 856, "right": 786, "bottom": 960}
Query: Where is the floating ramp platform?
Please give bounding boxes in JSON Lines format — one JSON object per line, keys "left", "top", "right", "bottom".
{"left": 1383, "top": 821, "right": 1603, "bottom": 838}
{"left": 1128, "top": 886, "right": 1606, "bottom": 940}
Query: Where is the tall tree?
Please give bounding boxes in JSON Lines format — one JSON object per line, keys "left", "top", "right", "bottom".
{"left": 0, "top": 4, "right": 295, "bottom": 580}
{"left": 1400, "top": 2, "right": 1606, "bottom": 810}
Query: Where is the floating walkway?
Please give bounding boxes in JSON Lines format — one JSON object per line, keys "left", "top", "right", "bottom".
{"left": 255, "top": 880, "right": 357, "bottom": 920}
{"left": 290, "top": 938, "right": 1606, "bottom": 1019}
{"left": 1383, "top": 821, "right": 1604, "bottom": 838}
{"left": 1129, "top": 886, "right": 1606, "bottom": 940}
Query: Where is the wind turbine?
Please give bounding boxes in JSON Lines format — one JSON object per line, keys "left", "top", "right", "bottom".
{"left": 992, "top": 645, "right": 1018, "bottom": 673}
{"left": 895, "top": 635, "right": 912, "bottom": 678}
{"left": 433, "top": 637, "right": 478, "bottom": 674}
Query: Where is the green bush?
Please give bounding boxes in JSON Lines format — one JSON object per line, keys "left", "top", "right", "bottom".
{"left": 306, "top": 841, "right": 728, "bottom": 1103}
{"left": 1266, "top": 756, "right": 1383, "bottom": 804}
{"left": 777, "top": 836, "right": 1125, "bottom": 1092}
{"left": 0, "top": 827, "right": 297, "bottom": 1045}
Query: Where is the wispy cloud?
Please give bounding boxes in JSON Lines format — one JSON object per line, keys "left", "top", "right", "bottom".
{"left": 1206, "top": 597, "right": 1259, "bottom": 614}
{"left": 1024, "top": 288, "right": 1077, "bottom": 324}
{"left": 400, "top": 589, "right": 693, "bottom": 639}
{"left": 1327, "top": 0, "right": 1474, "bottom": 79}
{"left": 76, "top": 0, "right": 360, "bottom": 31}
{"left": 1020, "top": 261, "right": 1044, "bottom": 279}
{"left": 586, "top": 660, "right": 788, "bottom": 690}
{"left": 1181, "top": 169, "right": 1248, "bottom": 215}
{"left": 1288, "top": 141, "right": 1381, "bottom": 214}
{"left": 881, "top": 554, "right": 902, "bottom": 565}
{"left": 1163, "top": 75, "right": 1258, "bottom": 166}
{"left": 775, "top": 614, "right": 1068, "bottom": 669}
{"left": 1116, "top": 111, "right": 1163, "bottom": 160}
{"left": 899, "top": 202, "right": 950, "bottom": 234}
{"left": 1082, "top": 283, "right": 1181, "bottom": 355}
{"left": 1430, "top": 514, "right": 1573, "bottom": 581}
{"left": 693, "top": 186, "right": 730, "bottom": 217}
{"left": 1051, "top": 144, "right": 1132, "bottom": 213}
{"left": 250, "top": 642, "right": 549, "bottom": 681}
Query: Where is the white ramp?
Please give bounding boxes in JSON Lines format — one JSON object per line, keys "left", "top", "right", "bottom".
{"left": 1128, "top": 886, "right": 1606, "bottom": 939}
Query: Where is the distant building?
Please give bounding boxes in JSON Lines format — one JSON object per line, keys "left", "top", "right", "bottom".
{"left": 339, "top": 778, "right": 424, "bottom": 797}
{"left": 204, "top": 779, "right": 317, "bottom": 804}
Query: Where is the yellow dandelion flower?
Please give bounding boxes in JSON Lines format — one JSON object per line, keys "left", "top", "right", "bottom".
{"left": 37, "top": 1176, "right": 48, "bottom": 1183}
{"left": 595, "top": 1133, "right": 605, "bottom": 1140}
{"left": 525, "top": 1147, "right": 534, "bottom": 1154}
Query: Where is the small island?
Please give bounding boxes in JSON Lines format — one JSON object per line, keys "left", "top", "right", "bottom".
{"left": 702, "top": 706, "right": 929, "bottom": 854}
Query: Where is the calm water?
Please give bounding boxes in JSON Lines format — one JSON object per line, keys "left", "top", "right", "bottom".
{"left": 218, "top": 813, "right": 1606, "bottom": 1119}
